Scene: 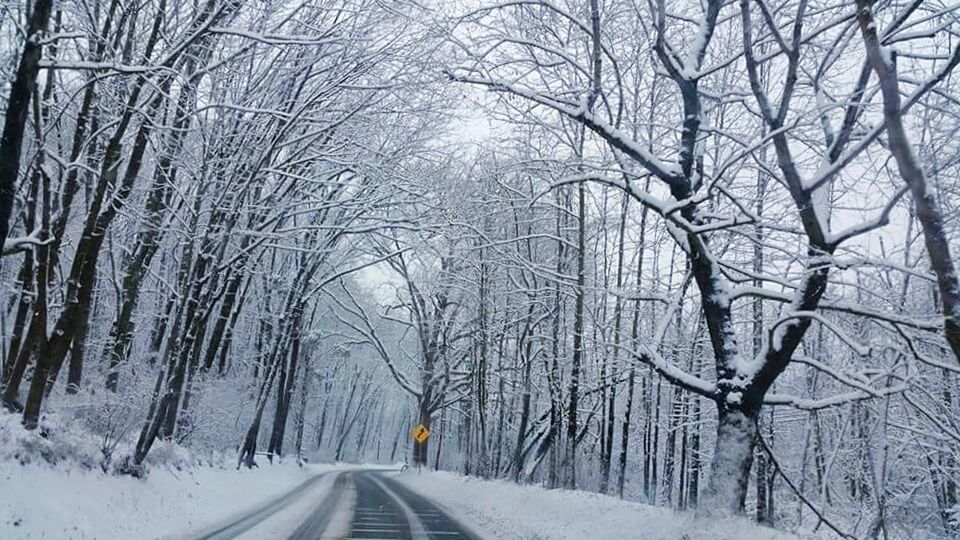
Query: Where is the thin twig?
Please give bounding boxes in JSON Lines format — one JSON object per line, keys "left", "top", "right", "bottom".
{"left": 758, "top": 432, "right": 856, "bottom": 540}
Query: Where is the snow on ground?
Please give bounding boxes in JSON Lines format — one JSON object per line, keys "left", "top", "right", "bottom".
{"left": 393, "top": 470, "right": 805, "bottom": 540}
{"left": 0, "top": 458, "right": 316, "bottom": 539}
{"left": 0, "top": 408, "right": 326, "bottom": 539}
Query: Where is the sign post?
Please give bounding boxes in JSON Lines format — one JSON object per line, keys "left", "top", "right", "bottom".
{"left": 411, "top": 424, "right": 430, "bottom": 472}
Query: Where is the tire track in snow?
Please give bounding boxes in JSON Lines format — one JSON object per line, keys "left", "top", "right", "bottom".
{"left": 288, "top": 472, "right": 353, "bottom": 539}
{"left": 191, "top": 470, "right": 334, "bottom": 539}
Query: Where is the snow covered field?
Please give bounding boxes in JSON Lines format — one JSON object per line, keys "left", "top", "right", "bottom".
{"left": 394, "top": 470, "right": 801, "bottom": 540}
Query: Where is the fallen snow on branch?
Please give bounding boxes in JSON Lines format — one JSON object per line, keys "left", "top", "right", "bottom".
{"left": 1, "top": 228, "right": 50, "bottom": 256}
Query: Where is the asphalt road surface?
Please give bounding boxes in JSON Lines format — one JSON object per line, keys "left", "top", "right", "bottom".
{"left": 193, "top": 469, "right": 481, "bottom": 540}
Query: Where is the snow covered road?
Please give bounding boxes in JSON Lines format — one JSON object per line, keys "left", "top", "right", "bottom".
{"left": 188, "top": 470, "right": 483, "bottom": 540}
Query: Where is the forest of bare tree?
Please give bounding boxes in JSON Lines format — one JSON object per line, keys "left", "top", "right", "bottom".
{"left": 1, "top": 0, "right": 960, "bottom": 538}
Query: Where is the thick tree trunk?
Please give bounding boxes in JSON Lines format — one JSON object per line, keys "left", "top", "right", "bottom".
{"left": 2, "top": 307, "right": 43, "bottom": 408}
{"left": 1, "top": 149, "right": 39, "bottom": 403}
{"left": 462, "top": 387, "right": 474, "bottom": 474}
{"left": 413, "top": 395, "right": 432, "bottom": 467}
{"left": 434, "top": 406, "right": 445, "bottom": 471}
{"left": 65, "top": 300, "right": 91, "bottom": 394}
{"left": 0, "top": 0, "right": 54, "bottom": 250}
{"left": 316, "top": 390, "right": 331, "bottom": 451}
{"left": 4, "top": 202, "right": 36, "bottom": 386}
{"left": 4, "top": 260, "right": 33, "bottom": 384}
{"left": 701, "top": 407, "right": 758, "bottom": 515}
{"left": 493, "top": 360, "right": 507, "bottom": 476}
{"left": 130, "top": 371, "right": 170, "bottom": 471}
{"left": 475, "top": 304, "right": 489, "bottom": 473}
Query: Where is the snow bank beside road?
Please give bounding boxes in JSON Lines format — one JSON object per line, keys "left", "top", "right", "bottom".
{"left": 394, "top": 470, "right": 800, "bottom": 540}
{"left": 0, "top": 409, "right": 321, "bottom": 539}
{"left": 0, "top": 459, "right": 312, "bottom": 539}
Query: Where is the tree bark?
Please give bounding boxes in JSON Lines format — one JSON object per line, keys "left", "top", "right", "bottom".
{"left": 566, "top": 179, "right": 586, "bottom": 490}
{"left": 268, "top": 304, "right": 304, "bottom": 459}
{"left": 701, "top": 407, "right": 759, "bottom": 514}
{"left": 0, "top": 0, "right": 54, "bottom": 251}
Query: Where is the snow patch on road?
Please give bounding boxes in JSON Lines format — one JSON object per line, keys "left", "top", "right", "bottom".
{"left": 393, "top": 470, "right": 803, "bottom": 540}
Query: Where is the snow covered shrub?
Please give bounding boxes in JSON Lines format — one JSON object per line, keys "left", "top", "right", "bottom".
{"left": 143, "top": 438, "right": 193, "bottom": 470}
{"left": 69, "top": 392, "right": 141, "bottom": 471}
{"left": 0, "top": 410, "right": 102, "bottom": 469}
{"left": 0, "top": 388, "right": 196, "bottom": 476}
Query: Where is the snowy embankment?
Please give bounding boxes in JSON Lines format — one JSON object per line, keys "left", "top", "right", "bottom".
{"left": 0, "top": 410, "right": 318, "bottom": 539}
{"left": 394, "top": 470, "right": 801, "bottom": 540}
{"left": 0, "top": 459, "right": 313, "bottom": 539}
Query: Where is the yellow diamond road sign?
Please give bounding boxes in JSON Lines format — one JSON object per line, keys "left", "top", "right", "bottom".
{"left": 411, "top": 424, "right": 430, "bottom": 444}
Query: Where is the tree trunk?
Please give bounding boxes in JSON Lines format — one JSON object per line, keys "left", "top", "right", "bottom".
{"left": 293, "top": 340, "right": 312, "bottom": 461}
{"left": 617, "top": 367, "right": 635, "bottom": 498}
{"left": 268, "top": 306, "right": 303, "bottom": 459}
{"left": 237, "top": 337, "right": 287, "bottom": 469}
{"left": 701, "top": 407, "right": 758, "bottom": 514}
{"left": 566, "top": 179, "right": 586, "bottom": 490}
{"left": 434, "top": 406, "right": 445, "bottom": 471}
{"left": 513, "top": 332, "right": 533, "bottom": 482}
{"left": 0, "top": 0, "right": 54, "bottom": 250}
{"left": 688, "top": 383, "right": 701, "bottom": 508}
